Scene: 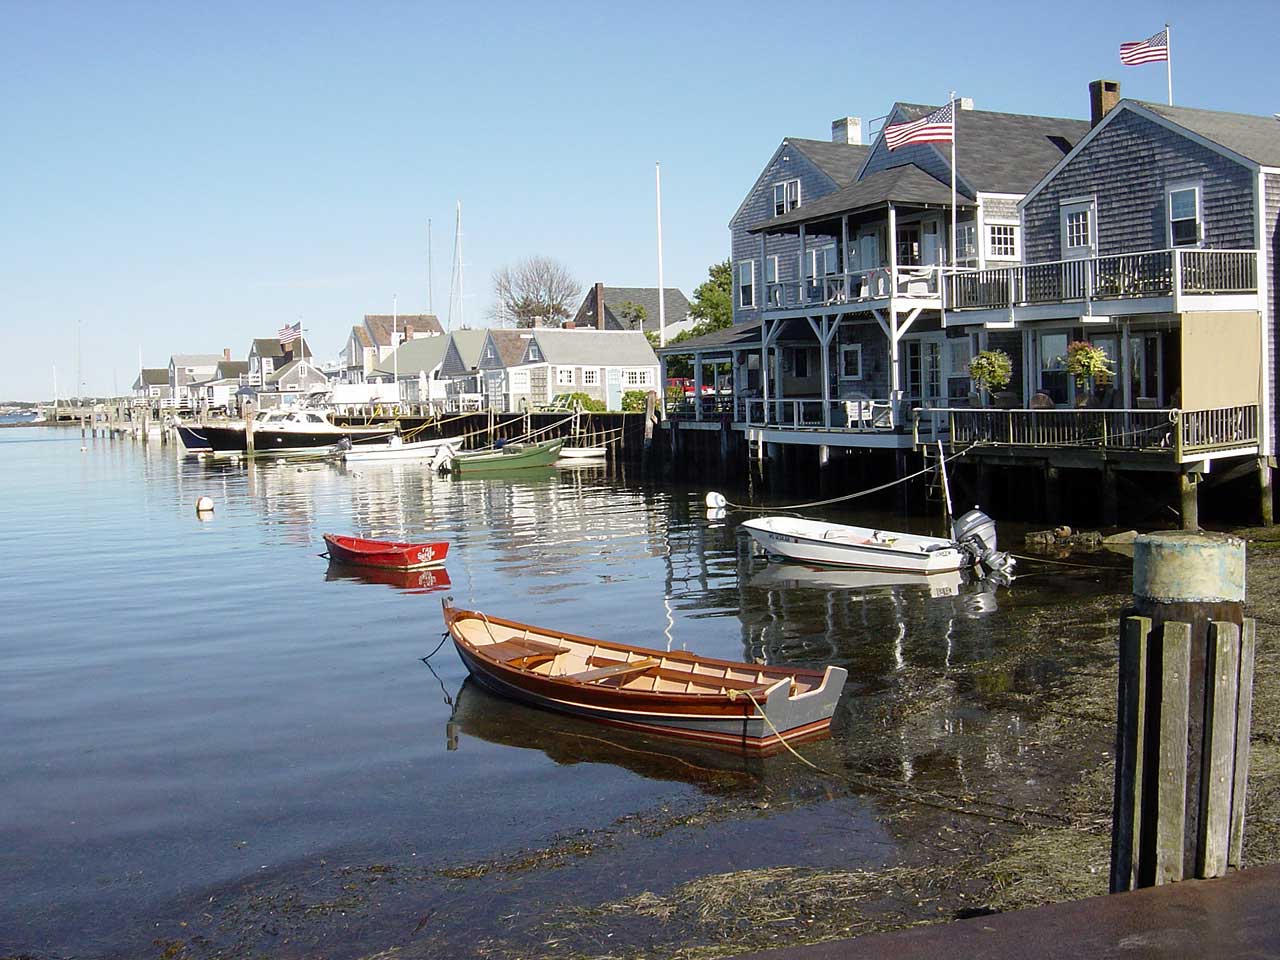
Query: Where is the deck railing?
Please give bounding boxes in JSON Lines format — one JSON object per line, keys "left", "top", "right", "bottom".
{"left": 764, "top": 265, "right": 943, "bottom": 311}
{"left": 739, "top": 397, "right": 903, "bottom": 432}
{"left": 914, "top": 404, "right": 1259, "bottom": 459}
{"left": 665, "top": 394, "right": 735, "bottom": 421}
{"left": 947, "top": 248, "right": 1257, "bottom": 311}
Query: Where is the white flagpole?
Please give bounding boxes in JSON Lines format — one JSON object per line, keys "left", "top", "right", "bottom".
{"left": 655, "top": 161, "right": 666, "bottom": 347}
{"left": 949, "top": 91, "right": 957, "bottom": 272}
{"left": 1165, "top": 23, "right": 1173, "bottom": 105}
{"left": 392, "top": 294, "right": 398, "bottom": 387}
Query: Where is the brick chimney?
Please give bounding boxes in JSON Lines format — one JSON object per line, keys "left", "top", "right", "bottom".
{"left": 1089, "top": 79, "right": 1121, "bottom": 126}
{"left": 595, "top": 282, "right": 606, "bottom": 330}
{"left": 403, "top": 323, "right": 414, "bottom": 340}
{"left": 831, "top": 116, "right": 862, "bottom": 145}
{"left": 223, "top": 347, "right": 231, "bottom": 361}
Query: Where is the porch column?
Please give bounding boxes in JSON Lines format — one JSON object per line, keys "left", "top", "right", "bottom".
{"left": 693, "top": 352, "right": 704, "bottom": 422}
{"left": 821, "top": 317, "right": 832, "bottom": 428}
{"left": 841, "top": 215, "right": 850, "bottom": 275}
{"left": 1120, "top": 318, "right": 1133, "bottom": 409}
{"left": 798, "top": 223, "right": 808, "bottom": 306}
{"left": 760, "top": 319, "right": 769, "bottom": 425}
{"left": 887, "top": 203, "right": 898, "bottom": 297}
{"left": 659, "top": 354, "right": 668, "bottom": 418}
{"left": 759, "top": 231, "right": 768, "bottom": 310}
{"left": 889, "top": 308, "right": 901, "bottom": 399}
{"left": 732, "top": 351, "right": 743, "bottom": 416}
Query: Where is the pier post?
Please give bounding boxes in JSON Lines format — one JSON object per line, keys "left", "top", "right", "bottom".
{"left": 1110, "top": 532, "right": 1254, "bottom": 893}
{"left": 1178, "top": 472, "right": 1199, "bottom": 531}
{"left": 1101, "top": 465, "right": 1119, "bottom": 527}
{"left": 1259, "top": 458, "right": 1273, "bottom": 527}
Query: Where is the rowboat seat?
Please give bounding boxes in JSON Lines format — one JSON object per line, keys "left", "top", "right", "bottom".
{"left": 565, "top": 658, "right": 660, "bottom": 684}
{"left": 483, "top": 636, "right": 568, "bottom": 669}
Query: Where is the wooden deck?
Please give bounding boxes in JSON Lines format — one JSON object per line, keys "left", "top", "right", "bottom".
{"left": 730, "top": 863, "right": 1280, "bottom": 959}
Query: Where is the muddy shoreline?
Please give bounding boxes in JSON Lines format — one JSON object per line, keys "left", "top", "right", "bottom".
{"left": 8, "top": 534, "right": 1278, "bottom": 960}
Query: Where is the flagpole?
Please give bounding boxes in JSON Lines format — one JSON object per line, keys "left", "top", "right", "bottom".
{"left": 655, "top": 161, "right": 666, "bottom": 347}
{"left": 392, "top": 294, "right": 398, "bottom": 389}
{"left": 1165, "top": 23, "right": 1173, "bottom": 105}
{"left": 949, "top": 91, "right": 957, "bottom": 272}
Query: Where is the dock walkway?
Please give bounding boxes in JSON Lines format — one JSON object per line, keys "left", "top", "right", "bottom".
{"left": 732, "top": 863, "right": 1280, "bottom": 959}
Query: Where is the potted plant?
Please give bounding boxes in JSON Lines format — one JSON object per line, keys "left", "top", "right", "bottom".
{"left": 968, "top": 349, "right": 1013, "bottom": 406}
{"left": 1066, "top": 341, "right": 1114, "bottom": 403}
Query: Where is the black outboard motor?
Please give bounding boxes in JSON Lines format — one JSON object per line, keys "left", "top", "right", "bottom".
{"left": 951, "top": 508, "right": 1015, "bottom": 581}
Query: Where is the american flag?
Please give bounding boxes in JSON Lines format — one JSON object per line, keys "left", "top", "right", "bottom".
{"left": 883, "top": 101, "right": 954, "bottom": 151}
{"left": 278, "top": 321, "right": 302, "bottom": 345}
{"left": 1120, "top": 28, "right": 1169, "bottom": 65}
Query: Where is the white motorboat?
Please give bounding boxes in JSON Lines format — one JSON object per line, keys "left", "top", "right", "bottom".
{"left": 557, "top": 445, "right": 607, "bottom": 460}
{"left": 340, "top": 434, "right": 457, "bottom": 465}
{"left": 740, "top": 516, "right": 968, "bottom": 574}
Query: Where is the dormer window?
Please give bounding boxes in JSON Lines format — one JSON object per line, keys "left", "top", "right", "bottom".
{"left": 1167, "top": 184, "right": 1201, "bottom": 247}
{"left": 528, "top": 343, "right": 543, "bottom": 362}
{"left": 484, "top": 344, "right": 495, "bottom": 360}
{"left": 773, "top": 179, "right": 800, "bottom": 216}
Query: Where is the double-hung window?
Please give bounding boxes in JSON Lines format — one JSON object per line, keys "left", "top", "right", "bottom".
{"left": 1060, "top": 198, "right": 1096, "bottom": 259}
{"left": 839, "top": 344, "right": 863, "bottom": 380}
{"left": 773, "top": 179, "right": 800, "bottom": 216}
{"left": 737, "top": 260, "right": 755, "bottom": 308}
{"left": 582, "top": 368, "right": 599, "bottom": 386}
{"left": 808, "top": 244, "right": 838, "bottom": 278}
{"left": 555, "top": 367, "right": 575, "bottom": 386}
{"left": 1167, "top": 184, "right": 1201, "bottom": 247}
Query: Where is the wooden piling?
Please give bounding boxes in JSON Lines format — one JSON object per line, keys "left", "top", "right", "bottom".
{"left": 1110, "top": 532, "right": 1254, "bottom": 893}
{"left": 1259, "top": 458, "right": 1273, "bottom": 527}
{"left": 1178, "top": 472, "right": 1199, "bottom": 531}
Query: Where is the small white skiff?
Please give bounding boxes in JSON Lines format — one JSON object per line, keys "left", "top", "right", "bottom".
{"left": 557, "top": 446, "right": 607, "bottom": 460}
{"left": 740, "top": 516, "right": 967, "bottom": 574}
{"left": 341, "top": 435, "right": 457, "bottom": 464}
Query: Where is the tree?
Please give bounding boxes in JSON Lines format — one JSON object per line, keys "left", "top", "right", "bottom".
{"left": 615, "top": 301, "right": 648, "bottom": 332}
{"left": 687, "top": 259, "right": 732, "bottom": 332}
{"left": 490, "top": 256, "right": 581, "bottom": 328}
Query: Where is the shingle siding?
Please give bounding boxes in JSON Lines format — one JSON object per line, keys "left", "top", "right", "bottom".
{"left": 731, "top": 147, "right": 838, "bottom": 327}
{"left": 1265, "top": 172, "right": 1280, "bottom": 454}
{"left": 1022, "top": 109, "right": 1256, "bottom": 263}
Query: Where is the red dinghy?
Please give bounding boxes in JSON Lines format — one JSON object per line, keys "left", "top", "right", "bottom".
{"left": 323, "top": 534, "right": 449, "bottom": 571}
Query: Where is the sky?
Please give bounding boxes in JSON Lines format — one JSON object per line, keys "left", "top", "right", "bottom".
{"left": 1, "top": 0, "right": 1276, "bottom": 399}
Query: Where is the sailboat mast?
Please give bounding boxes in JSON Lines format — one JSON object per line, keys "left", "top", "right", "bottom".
{"left": 427, "top": 218, "right": 434, "bottom": 317}
{"left": 456, "top": 201, "right": 464, "bottom": 331}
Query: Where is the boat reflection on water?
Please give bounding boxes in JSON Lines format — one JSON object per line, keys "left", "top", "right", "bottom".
{"left": 444, "top": 678, "right": 775, "bottom": 794}
{"left": 325, "top": 559, "right": 452, "bottom": 594}
{"left": 749, "top": 561, "right": 1001, "bottom": 616}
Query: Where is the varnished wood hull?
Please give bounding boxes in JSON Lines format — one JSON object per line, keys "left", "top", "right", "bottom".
{"left": 442, "top": 600, "right": 846, "bottom": 754}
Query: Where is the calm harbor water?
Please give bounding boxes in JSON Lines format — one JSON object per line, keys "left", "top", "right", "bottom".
{"left": 0, "top": 427, "right": 1131, "bottom": 958}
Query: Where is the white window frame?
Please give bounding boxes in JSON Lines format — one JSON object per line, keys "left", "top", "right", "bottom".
{"left": 986, "top": 222, "right": 1020, "bottom": 261}
{"left": 773, "top": 179, "right": 800, "bottom": 216}
{"left": 808, "top": 244, "right": 838, "bottom": 279}
{"left": 839, "top": 343, "right": 863, "bottom": 381}
{"left": 765, "top": 255, "right": 779, "bottom": 284}
{"left": 509, "top": 368, "right": 530, "bottom": 393}
{"left": 555, "top": 367, "right": 575, "bottom": 386}
{"left": 738, "top": 260, "right": 755, "bottom": 309}
{"left": 582, "top": 368, "right": 599, "bottom": 386}
{"left": 1059, "top": 197, "right": 1096, "bottom": 259}
{"left": 1166, "top": 181, "right": 1203, "bottom": 248}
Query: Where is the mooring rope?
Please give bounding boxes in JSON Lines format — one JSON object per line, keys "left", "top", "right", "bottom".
{"left": 731, "top": 688, "right": 1070, "bottom": 828}
{"left": 712, "top": 446, "right": 975, "bottom": 513}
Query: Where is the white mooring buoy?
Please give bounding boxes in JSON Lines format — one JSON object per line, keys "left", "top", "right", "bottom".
{"left": 705, "top": 492, "right": 727, "bottom": 510}
{"left": 195, "top": 496, "right": 215, "bottom": 515}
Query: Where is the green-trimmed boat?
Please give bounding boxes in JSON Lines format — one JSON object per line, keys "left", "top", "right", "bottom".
{"left": 450, "top": 438, "right": 565, "bottom": 474}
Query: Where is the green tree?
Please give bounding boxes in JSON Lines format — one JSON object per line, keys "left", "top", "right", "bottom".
{"left": 616, "top": 301, "right": 649, "bottom": 332}
{"left": 687, "top": 259, "right": 732, "bottom": 332}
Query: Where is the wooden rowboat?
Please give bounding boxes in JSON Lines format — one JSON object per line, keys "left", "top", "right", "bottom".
{"left": 441, "top": 598, "right": 847, "bottom": 753}
{"left": 557, "top": 445, "right": 607, "bottom": 460}
{"left": 450, "top": 438, "right": 564, "bottom": 473}
{"left": 324, "top": 534, "right": 449, "bottom": 570}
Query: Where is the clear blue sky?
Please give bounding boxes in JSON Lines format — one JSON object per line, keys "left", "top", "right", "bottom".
{"left": 1, "top": 0, "right": 1275, "bottom": 399}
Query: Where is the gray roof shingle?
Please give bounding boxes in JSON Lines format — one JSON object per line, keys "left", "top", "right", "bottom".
{"left": 573, "top": 286, "right": 691, "bottom": 331}
{"left": 373, "top": 335, "right": 451, "bottom": 378}
{"left": 1138, "top": 100, "right": 1280, "bottom": 167}
{"left": 786, "top": 138, "right": 873, "bottom": 188}
{"left": 654, "top": 320, "right": 763, "bottom": 356}
{"left": 528, "top": 329, "right": 659, "bottom": 367}
{"left": 752, "top": 164, "right": 973, "bottom": 233}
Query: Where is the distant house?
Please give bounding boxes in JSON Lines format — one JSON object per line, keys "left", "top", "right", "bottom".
{"left": 437, "top": 329, "right": 491, "bottom": 407}
{"left": 132, "top": 368, "right": 171, "bottom": 402}
{"left": 477, "top": 329, "right": 536, "bottom": 412}
{"left": 371, "top": 335, "right": 453, "bottom": 403}
{"left": 247, "top": 338, "right": 312, "bottom": 387}
{"left": 572, "top": 284, "right": 693, "bottom": 336}
{"left": 342, "top": 313, "right": 443, "bottom": 383}
{"left": 168, "top": 353, "right": 224, "bottom": 405}
{"left": 254, "top": 359, "right": 330, "bottom": 408}
{"left": 190, "top": 359, "right": 250, "bottom": 411}
{"left": 475, "top": 328, "right": 660, "bottom": 412}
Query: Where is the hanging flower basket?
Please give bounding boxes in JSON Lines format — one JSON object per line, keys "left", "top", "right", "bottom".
{"left": 968, "top": 349, "right": 1013, "bottom": 395}
{"left": 1066, "top": 341, "right": 1113, "bottom": 388}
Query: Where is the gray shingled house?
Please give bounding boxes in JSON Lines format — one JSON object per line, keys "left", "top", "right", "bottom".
{"left": 942, "top": 83, "right": 1280, "bottom": 524}
{"left": 437, "top": 329, "right": 490, "bottom": 409}
{"left": 132, "top": 368, "right": 171, "bottom": 402}
{"left": 341, "top": 314, "right": 443, "bottom": 383}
